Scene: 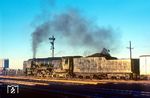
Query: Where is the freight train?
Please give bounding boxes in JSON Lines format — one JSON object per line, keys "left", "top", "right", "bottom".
{"left": 24, "top": 49, "right": 147, "bottom": 80}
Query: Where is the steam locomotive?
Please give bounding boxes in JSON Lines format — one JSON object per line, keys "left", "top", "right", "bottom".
{"left": 23, "top": 49, "right": 141, "bottom": 79}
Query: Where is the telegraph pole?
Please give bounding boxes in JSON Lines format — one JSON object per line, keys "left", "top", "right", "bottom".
{"left": 127, "top": 41, "right": 134, "bottom": 79}
{"left": 127, "top": 41, "right": 133, "bottom": 59}
{"left": 49, "top": 35, "right": 55, "bottom": 57}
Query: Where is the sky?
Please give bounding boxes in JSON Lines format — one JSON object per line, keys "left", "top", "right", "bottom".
{"left": 0, "top": 0, "right": 150, "bottom": 69}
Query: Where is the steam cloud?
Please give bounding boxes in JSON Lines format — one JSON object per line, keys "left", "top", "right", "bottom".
{"left": 32, "top": 8, "right": 121, "bottom": 58}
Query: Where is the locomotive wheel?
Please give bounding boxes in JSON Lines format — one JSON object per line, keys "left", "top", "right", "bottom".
{"left": 78, "top": 76, "right": 84, "bottom": 79}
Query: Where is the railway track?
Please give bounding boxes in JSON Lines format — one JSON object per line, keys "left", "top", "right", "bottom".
{"left": 1, "top": 76, "right": 150, "bottom": 98}
{"left": 1, "top": 76, "right": 150, "bottom": 85}
{"left": 0, "top": 84, "right": 99, "bottom": 98}
{"left": 1, "top": 82, "right": 150, "bottom": 98}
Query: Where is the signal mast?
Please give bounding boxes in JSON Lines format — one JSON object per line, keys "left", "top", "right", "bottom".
{"left": 49, "top": 35, "right": 55, "bottom": 57}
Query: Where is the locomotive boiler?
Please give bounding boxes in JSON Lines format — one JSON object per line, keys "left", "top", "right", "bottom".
{"left": 23, "top": 57, "right": 62, "bottom": 77}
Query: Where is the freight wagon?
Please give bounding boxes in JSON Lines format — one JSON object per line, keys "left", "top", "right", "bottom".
{"left": 139, "top": 55, "right": 150, "bottom": 79}
{"left": 73, "top": 57, "right": 139, "bottom": 79}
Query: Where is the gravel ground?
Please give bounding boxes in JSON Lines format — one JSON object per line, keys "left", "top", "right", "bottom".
{"left": 1, "top": 76, "right": 150, "bottom": 98}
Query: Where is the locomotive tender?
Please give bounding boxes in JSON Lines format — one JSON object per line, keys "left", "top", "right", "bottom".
{"left": 23, "top": 53, "right": 140, "bottom": 79}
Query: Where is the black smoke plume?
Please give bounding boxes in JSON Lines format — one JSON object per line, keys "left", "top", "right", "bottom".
{"left": 32, "top": 22, "right": 50, "bottom": 58}
{"left": 32, "top": 8, "right": 121, "bottom": 58}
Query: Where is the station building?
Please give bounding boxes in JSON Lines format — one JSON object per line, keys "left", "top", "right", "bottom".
{"left": 0, "top": 59, "right": 9, "bottom": 74}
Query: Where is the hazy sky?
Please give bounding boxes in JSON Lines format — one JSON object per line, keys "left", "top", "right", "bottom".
{"left": 0, "top": 0, "right": 150, "bottom": 69}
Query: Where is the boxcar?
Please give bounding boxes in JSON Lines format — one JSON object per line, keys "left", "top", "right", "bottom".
{"left": 139, "top": 55, "right": 150, "bottom": 79}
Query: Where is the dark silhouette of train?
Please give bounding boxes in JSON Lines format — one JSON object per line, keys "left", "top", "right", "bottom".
{"left": 23, "top": 48, "right": 144, "bottom": 79}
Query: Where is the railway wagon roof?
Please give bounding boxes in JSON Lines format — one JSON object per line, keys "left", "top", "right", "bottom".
{"left": 140, "top": 55, "right": 150, "bottom": 57}
{"left": 28, "top": 57, "right": 62, "bottom": 61}
{"left": 62, "top": 56, "right": 82, "bottom": 58}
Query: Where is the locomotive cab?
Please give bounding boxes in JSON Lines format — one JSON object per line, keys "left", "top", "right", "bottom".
{"left": 53, "top": 56, "right": 82, "bottom": 78}
{"left": 62, "top": 57, "right": 73, "bottom": 77}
